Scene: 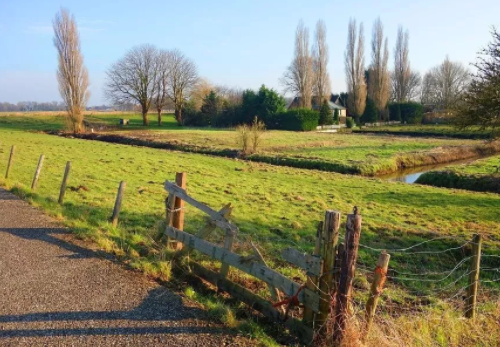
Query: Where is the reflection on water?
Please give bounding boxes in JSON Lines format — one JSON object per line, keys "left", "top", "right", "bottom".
{"left": 377, "top": 155, "right": 495, "bottom": 184}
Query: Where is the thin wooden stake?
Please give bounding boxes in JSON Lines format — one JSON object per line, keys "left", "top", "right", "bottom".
{"left": 5, "top": 145, "right": 15, "bottom": 179}
{"left": 31, "top": 154, "right": 45, "bottom": 190}
{"left": 220, "top": 229, "right": 235, "bottom": 278}
{"left": 316, "top": 210, "right": 341, "bottom": 336}
{"left": 251, "top": 241, "right": 282, "bottom": 305}
{"left": 333, "top": 207, "right": 362, "bottom": 344}
{"left": 111, "top": 181, "right": 126, "bottom": 227}
{"left": 303, "top": 221, "right": 323, "bottom": 327}
{"left": 364, "top": 251, "right": 390, "bottom": 337}
{"left": 465, "top": 234, "right": 482, "bottom": 319}
{"left": 58, "top": 161, "right": 71, "bottom": 204}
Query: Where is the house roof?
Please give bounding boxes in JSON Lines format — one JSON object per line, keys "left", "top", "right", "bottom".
{"left": 328, "top": 101, "right": 346, "bottom": 110}
{"left": 287, "top": 96, "right": 346, "bottom": 111}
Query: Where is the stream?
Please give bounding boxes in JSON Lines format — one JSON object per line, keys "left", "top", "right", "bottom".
{"left": 376, "top": 156, "right": 494, "bottom": 183}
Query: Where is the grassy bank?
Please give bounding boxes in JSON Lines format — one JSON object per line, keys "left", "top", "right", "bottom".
{"left": 355, "top": 124, "right": 494, "bottom": 139}
{"left": 1, "top": 128, "right": 499, "bottom": 345}
{"left": 416, "top": 155, "right": 500, "bottom": 194}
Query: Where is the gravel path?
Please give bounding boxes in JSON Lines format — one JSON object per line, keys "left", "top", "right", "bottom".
{"left": 0, "top": 188, "right": 254, "bottom": 346}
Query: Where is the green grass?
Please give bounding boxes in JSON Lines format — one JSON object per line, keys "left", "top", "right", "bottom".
{"left": 1, "top": 125, "right": 499, "bottom": 345}
{"left": 442, "top": 155, "right": 500, "bottom": 175}
{"left": 355, "top": 124, "right": 494, "bottom": 139}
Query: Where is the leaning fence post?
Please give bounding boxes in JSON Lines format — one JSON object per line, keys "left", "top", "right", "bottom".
{"left": 303, "top": 221, "right": 323, "bottom": 327}
{"left": 315, "top": 210, "right": 341, "bottom": 336}
{"left": 111, "top": 181, "right": 126, "bottom": 227}
{"left": 5, "top": 145, "right": 15, "bottom": 179}
{"left": 220, "top": 228, "right": 235, "bottom": 278}
{"left": 171, "top": 172, "right": 187, "bottom": 250}
{"left": 58, "top": 161, "right": 71, "bottom": 204}
{"left": 465, "top": 234, "right": 482, "bottom": 319}
{"left": 31, "top": 154, "right": 45, "bottom": 190}
{"left": 364, "top": 250, "right": 390, "bottom": 338}
{"left": 333, "top": 206, "right": 362, "bottom": 344}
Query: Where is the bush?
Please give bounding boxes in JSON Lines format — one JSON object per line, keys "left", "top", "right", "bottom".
{"left": 389, "top": 102, "right": 424, "bottom": 124}
{"left": 390, "top": 104, "right": 402, "bottom": 121}
{"left": 346, "top": 117, "right": 355, "bottom": 128}
{"left": 333, "top": 108, "right": 340, "bottom": 124}
{"left": 361, "top": 97, "right": 377, "bottom": 124}
{"left": 319, "top": 100, "right": 333, "bottom": 125}
{"left": 272, "top": 108, "right": 320, "bottom": 131}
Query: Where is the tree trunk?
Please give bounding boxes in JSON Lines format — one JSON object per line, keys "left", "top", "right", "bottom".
{"left": 141, "top": 105, "right": 149, "bottom": 126}
{"left": 157, "top": 109, "right": 162, "bottom": 126}
{"left": 175, "top": 105, "right": 183, "bottom": 125}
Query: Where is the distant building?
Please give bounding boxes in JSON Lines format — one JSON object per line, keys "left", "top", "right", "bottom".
{"left": 287, "top": 96, "right": 347, "bottom": 120}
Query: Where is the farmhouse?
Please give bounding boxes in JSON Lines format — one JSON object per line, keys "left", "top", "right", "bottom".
{"left": 287, "top": 95, "right": 347, "bottom": 122}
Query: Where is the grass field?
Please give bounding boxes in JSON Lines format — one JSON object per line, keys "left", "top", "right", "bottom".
{"left": 417, "top": 155, "right": 500, "bottom": 194}
{"left": 3, "top": 112, "right": 497, "bottom": 176}
{"left": 355, "top": 124, "right": 494, "bottom": 139}
{"left": 1, "top": 113, "right": 500, "bottom": 345}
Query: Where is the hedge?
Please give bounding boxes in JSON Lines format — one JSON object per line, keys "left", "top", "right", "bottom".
{"left": 270, "top": 108, "right": 320, "bottom": 131}
{"left": 389, "top": 102, "right": 424, "bottom": 124}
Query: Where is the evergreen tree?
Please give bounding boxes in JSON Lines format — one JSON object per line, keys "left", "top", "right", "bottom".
{"left": 319, "top": 99, "right": 333, "bottom": 125}
{"left": 361, "top": 97, "right": 378, "bottom": 124}
{"left": 333, "top": 108, "right": 340, "bottom": 124}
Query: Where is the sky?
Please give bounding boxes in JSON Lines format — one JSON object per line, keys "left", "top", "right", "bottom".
{"left": 0, "top": 0, "right": 499, "bottom": 106}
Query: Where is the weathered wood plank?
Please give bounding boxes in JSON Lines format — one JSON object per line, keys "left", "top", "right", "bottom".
{"left": 164, "top": 181, "right": 237, "bottom": 233}
{"left": 281, "top": 247, "right": 322, "bottom": 276}
{"left": 165, "top": 226, "right": 320, "bottom": 312}
{"left": 190, "top": 262, "right": 313, "bottom": 345}
{"left": 251, "top": 241, "right": 282, "bottom": 305}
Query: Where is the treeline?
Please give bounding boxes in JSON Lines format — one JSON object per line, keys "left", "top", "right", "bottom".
{"left": 0, "top": 101, "right": 66, "bottom": 112}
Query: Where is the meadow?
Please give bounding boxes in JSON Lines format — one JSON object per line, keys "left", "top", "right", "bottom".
{"left": 1, "top": 113, "right": 500, "bottom": 345}
{"left": 355, "top": 124, "right": 493, "bottom": 139}
{"left": 3, "top": 112, "right": 497, "bottom": 176}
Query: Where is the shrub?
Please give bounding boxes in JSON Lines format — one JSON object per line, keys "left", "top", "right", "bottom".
{"left": 318, "top": 100, "right": 333, "bottom": 125}
{"left": 361, "top": 97, "right": 378, "bottom": 124}
{"left": 236, "top": 124, "right": 250, "bottom": 154}
{"left": 390, "top": 103, "right": 402, "bottom": 121}
{"left": 346, "top": 117, "right": 355, "bottom": 128}
{"left": 333, "top": 108, "right": 340, "bottom": 124}
{"left": 250, "top": 116, "right": 266, "bottom": 153}
{"left": 273, "top": 108, "right": 320, "bottom": 131}
{"left": 389, "top": 102, "right": 424, "bottom": 124}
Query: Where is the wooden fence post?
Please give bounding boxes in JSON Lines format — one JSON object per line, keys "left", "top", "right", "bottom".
{"left": 465, "top": 234, "right": 482, "bottom": 319}
{"left": 220, "top": 229, "right": 235, "bottom": 278}
{"left": 303, "top": 221, "right": 323, "bottom": 327}
{"left": 31, "top": 154, "right": 45, "bottom": 190}
{"left": 5, "top": 145, "right": 15, "bottom": 179}
{"left": 315, "top": 210, "right": 341, "bottom": 336}
{"left": 333, "top": 243, "right": 345, "bottom": 288}
{"left": 364, "top": 250, "right": 390, "bottom": 338}
{"left": 111, "top": 181, "right": 126, "bottom": 227}
{"left": 333, "top": 207, "right": 362, "bottom": 344}
{"left": 171, "top": 172, "right": 187, "bottom": 250}
{"left": 58, "top": 161, "right": 71, "bottom": 204}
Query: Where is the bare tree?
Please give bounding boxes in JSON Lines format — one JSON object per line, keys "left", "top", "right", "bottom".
{"left": 345, "top": 18, "right": 367, "bottom": 120}
{"left": 190, "top": 78, "right": 214, "bottom": 111}
{"left": 421, "top": 56, "right": 470, "bottom": 110}
{"left": 281, "top": 20, "right": 314, "bottom": 108}
{"left": 53, "top": 8, "right": 90, "bottom": 133}
{"left": 392, "top": 26, "right": 421, "bottom": 102}
{"left": 167, "top": 49, "right": 198, "bottom": 125}
{"left": 312, "top": 20, "right": 331, "bottom": 105}
{"left": 105, "top": 44, "right": 160, "bottom": 125}
{"left": 153, "top": 49, "right": 172, "bottom": 126}
{"left": 367, "top": 18, "right": 390, "bottom": 118}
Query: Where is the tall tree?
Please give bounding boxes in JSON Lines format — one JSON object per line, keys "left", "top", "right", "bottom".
{"left": 367, "top": 18, "right": 390, "bottom": 119}
{"left": 392, "top": 26, "right": 421, "bottom": 102}
{"left": 281, "top": 20, "right": 314, "bottom": 108}
{"left": 345, "top": 19, "right": 367, "bottom": 121}
{"left": 312, "top": 20, "right": 331, "bottom": 105}
{"left": 421, "top": 56, "right": 469, "bottom": 110}
{"left": 52, "top": 8, "right": 90, "bottom": 133}
{"left": 153, "top": 49, "right": 172, "bottom": 126}
{"left": 167, "top": 49, "right": 198, "bottom": 125}
{"left": 105, "top": 44, "right": 160, "bottom": 125}
{"left": 456, "top": 28, "right": 500, "bottom": 131}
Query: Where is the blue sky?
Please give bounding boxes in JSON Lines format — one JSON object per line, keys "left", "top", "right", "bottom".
{"left": 0, "top": 0, "right": 499, "bottom": 105}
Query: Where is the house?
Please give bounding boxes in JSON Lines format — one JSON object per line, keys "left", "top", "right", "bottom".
{"left": 287, "top": 96, "right": 347, "bottom": 120}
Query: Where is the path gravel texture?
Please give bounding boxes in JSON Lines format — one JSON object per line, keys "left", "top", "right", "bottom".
{"left": 0, "top": 188, "right": 254, "bottom": 346}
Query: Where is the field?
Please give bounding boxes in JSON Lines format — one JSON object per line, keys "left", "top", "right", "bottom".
{"left": 1, "top": 113, "right": 500, "bottom": 345}
{"left": 355, "top": 124, "right": 494, "bottom": 139}
{"left": 417, "top": 154, "right": 500, "bottom": 194}
{"left": 3, "top": 112, "right": 499, "bottom": 176}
